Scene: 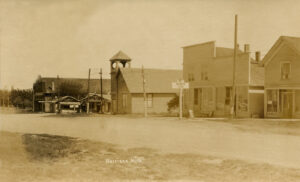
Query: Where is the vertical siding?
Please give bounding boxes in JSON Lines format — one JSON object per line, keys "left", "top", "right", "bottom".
{"left": 116, "top": 73, "right": 130, "bottom": 114}
{"left": 132, "top": 93, "right": 176, "bottom": 114}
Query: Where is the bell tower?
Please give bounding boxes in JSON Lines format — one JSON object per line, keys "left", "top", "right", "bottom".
{"left": 110, "top": 51, "right": 131, "bottom": 114}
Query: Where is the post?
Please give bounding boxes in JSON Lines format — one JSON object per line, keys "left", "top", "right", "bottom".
{"left": 87, "top": 68, "right": 91, "bottom": 113}
{"left": 142, "top": 65, "right": 147, "bottom": 117}
{"left": 179, "top": 86, "right": 183, "bottom": 119}
{"left": 100, "top": 68, "right": 103, "bottom": 99}
{"left": 231, "top": 14, "right": 238, "bottom": 118}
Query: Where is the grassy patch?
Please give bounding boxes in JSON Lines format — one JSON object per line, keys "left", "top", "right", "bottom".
{"left": 1, "top": 131, "right": 300, "bottom": 181}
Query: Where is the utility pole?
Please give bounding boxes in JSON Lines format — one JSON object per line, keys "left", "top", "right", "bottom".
{"left": 231, "top": 14, "right": 238, "bottom": 118}
{"left": 87, "top": 68, "right": 91, "bottom": 113}
{"left": 142, "top": 65, "right": 147, "bottom": 117}
{"left": 99, "top": 68, "right": 103, "bottom": 113}
{"left": 32, "top": 84, "right": 35, "bottom": 112}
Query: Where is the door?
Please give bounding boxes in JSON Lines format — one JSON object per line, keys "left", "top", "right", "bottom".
{"left": 282, "top": 92, "right": 293, "bottom": 118}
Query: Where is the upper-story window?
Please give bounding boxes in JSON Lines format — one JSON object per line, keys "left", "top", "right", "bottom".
{"left": 201, "top": 71, "right": 208, "bottom": 80}
{"left": 201, "top": 65, "right": 208, "bottom": 80}
{"left": 188, "top": 73, "right": 194, "bottom": 81}
{"left": 281, "top": 62, "right": 291, "bottom": 80}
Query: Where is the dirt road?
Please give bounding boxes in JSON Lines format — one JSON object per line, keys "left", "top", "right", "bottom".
{"left": 1, "top": 113, "right": 300, "bottom": 169}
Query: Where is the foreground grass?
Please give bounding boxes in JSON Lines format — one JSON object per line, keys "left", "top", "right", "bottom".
{"left": 0, "top": 131, "right": 300, "bottom": 182}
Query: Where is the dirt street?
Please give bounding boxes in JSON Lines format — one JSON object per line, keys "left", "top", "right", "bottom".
{"left": 1, "top": 113, "right": 300, "bottom": 169}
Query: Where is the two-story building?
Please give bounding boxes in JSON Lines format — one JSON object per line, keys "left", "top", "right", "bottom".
{"left": 183, "top": 41, "right": 264, "bottom": 118}
{"left": 261, "top": 36, "right": 300, "bottom": 118}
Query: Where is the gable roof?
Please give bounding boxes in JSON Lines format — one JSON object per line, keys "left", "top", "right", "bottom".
{"left": 110, "top": 51, "right": 131, "bottom": 61}
{"left": 119, "top": 68, "right": 182, "bottom": 93}
{"left": 57, "top": 96, "right": 80, "bottom": 103}
{"left": 262, "top": 36, "right": 300, "bottom": 66}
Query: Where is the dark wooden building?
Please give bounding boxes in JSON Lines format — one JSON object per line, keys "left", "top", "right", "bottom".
{"left": 33, "top": 76, "right": 110, "bottom": 113}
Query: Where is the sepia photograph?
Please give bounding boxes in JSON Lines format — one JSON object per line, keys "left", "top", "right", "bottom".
{"left": 1, "top": 0, "right": 300, "bottom": 181}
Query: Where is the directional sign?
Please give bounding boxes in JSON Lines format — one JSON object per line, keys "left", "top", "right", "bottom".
{"left": 172, "top": 80, "right": 189, "bottom": 89}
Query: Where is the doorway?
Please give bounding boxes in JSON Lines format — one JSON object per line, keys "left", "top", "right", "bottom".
{"left": 281, "top": 91, "right": 293, "bottom": 118}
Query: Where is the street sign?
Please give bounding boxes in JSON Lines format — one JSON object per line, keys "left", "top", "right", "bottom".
{"left": 172, "top": 80, "right": 189, "bottom": 89}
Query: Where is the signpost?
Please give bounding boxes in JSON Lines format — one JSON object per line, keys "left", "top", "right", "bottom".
{"left": 172, "top": 80, "right": 189, "bottom": 119}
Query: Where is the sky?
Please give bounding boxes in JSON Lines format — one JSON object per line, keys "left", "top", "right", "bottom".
{"left": 1, "top": 0, "right": 300, "bottom": 89}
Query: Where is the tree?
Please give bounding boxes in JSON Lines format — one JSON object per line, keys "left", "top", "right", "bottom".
{"left": 167, "top": 95, "right": 179, "bottom": 112}
{"left": 10, "top": 89, "right": 33, "bottom": 108}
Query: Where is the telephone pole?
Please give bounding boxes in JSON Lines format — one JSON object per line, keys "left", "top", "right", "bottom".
{"left": 87, "top": 68, "right": 91, "bottom": 113}
{"left": 99, "top": 68, "right": 103, "bottom": 113}
{"left": 231, "top": 14, "right": 238, "bottom": 118}
{"left": 142, "top": 65, "right": 147, "bottom": 117}
{"left": 100, "top": 68, "right": 103, "bottom": 99}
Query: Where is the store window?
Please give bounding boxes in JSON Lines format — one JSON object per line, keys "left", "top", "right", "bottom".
{"left": 194, "top": 88, "right": 198, "bottom": 105}
{"left": 295, "top": 90, "right": 300, "bottom": 112}
{"left": 267, "top": 90, "right": 278, "bottom": 112}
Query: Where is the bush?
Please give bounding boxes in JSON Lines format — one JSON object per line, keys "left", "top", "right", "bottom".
{"left": 167, "top": 95, "right": 179, "bottom": 112}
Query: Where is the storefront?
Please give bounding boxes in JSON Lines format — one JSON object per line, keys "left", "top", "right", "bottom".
{"left": 265, "top": 88, "right": 300, "bottom": 118}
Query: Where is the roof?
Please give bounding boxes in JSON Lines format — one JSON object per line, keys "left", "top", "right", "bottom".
{"left": 182, "top": 41, "right": 215, "bottom": 48}
{"left": 119, "top": 68, "right": 182, "bottom": 93}
{"left": 110, "top": 51, "right": 131, "bottom": 61}
{"left": 182, "top": 41, "right": 244, "bottom": 57}
{"left": 216, "top": 47, "right": 243, "bottom": 57}
{"left": 262, "top": 36, "right": 300, "bottom": 65}
{"left": 81, "top": 93, "right": 111, "bottom": 102}
{"left": 57, "top": 96, "right": 80, "bottom": 103}
{"left": 35, "top": 77, "right": 111, "bottom": 94}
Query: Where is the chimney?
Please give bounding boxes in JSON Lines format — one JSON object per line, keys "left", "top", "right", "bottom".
{"left": 255, "top": 51, "right": 261, "bottom": 62}
{"left": 244, "top": 44, "right": 250, "bottom": 53}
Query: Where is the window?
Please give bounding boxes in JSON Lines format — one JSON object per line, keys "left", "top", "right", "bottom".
{"left": 295, "top": 90, "right": 300, "bottom": 112}
{"left": 201, "top": 72, "right": 208, "bottom": 80}
{"left": 225, "top": 87, "right": 231, "bottom": 105}
{"left": 267, "top": 90, "right": 278, "bottom": 112}
{"left": 201, "top": 65, "right": 208, "bottom": 80}
{"left": 188, "top": 73, "right": 194, "bottom": 81}
{"left": 194, "top": 88, "right": 198, "bottom": 105}
{"left": 147, "top": 94, "right": 153, "bottom": 108}
{"left": 281, "top": 62, "right": 291, "bottom": 79}
{"left": 122, "top": 94, "right": 127, "bottom": 108}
